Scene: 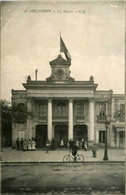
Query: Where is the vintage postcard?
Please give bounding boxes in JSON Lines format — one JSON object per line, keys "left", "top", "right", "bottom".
{"left": 1, "top": 1, "right": 125, "bottom": 194}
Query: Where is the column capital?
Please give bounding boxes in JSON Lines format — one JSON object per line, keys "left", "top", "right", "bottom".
{"left": 27, "top": 97, "right": 32, "bottom": 101}
{"left": 68, "top": 98, "right": 73, "bottom": 103}
{"left": 48, "top": 98, "right": 52, "bottom": 103}
{"left": 112, "top": 98, "right": 115, "bottom": 102}
{"left": 89, "top": 97, "right": 95, "bottom": 102}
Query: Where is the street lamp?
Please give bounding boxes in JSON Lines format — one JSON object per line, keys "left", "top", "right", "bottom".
{"left": 103, "top": 116, "right": 110, "bottom": 160}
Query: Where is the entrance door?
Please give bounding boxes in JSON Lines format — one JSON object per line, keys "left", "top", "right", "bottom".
{"left": 119, "top": 131, "right": 125, "bottom": 148}
{"left": 54, "top": 125, "right": 68, "bottom": 148}
{"left": 35, "top": 125, "right": 47, "bottom": 148}
{"left": 73, "top": 125, "right": 88, "bottom": 142}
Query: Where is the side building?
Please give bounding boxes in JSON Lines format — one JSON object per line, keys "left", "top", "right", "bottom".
{"left": 11, "top": 55, "right": 125, "bottom": 148}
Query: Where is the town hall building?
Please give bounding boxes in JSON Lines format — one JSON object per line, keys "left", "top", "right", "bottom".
{"left": 11, "top": 41, "right": 125, "bottom": 149}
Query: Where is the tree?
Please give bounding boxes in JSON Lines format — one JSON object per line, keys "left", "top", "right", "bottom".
{"left": 1, "top": 99, "right": 33, "bottom": 147}
{"left": 112, "top": 106, "right": 125, "bottom": 148}
{"left": 1, "top": 99, "right": 12, "bottom": 147}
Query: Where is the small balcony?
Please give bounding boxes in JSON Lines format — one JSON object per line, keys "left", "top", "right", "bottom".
{"left": 52, "top": 115, "right": 68, "bottom": 119}
{"left": 97, "top": 115, "right": 107, "bottom": 123}
{"left": 38, "top": 116, "right": 47, "bottom": 122}
{"left": 75, "top": 115, "right": 85, "bottom": 123}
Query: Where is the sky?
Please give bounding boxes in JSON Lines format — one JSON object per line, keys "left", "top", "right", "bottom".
{"left": 1, "top": 1, "right": 125, "bottom": 101}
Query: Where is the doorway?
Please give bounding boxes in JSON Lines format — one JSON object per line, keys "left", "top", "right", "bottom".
{"left": 73, "top": 125, "right": 88, "bottom": 142}
{"left": 119, "top": 131, "right": 125, "bottom": 148}
{"left": 35, "top": 125, "right": 47, "bottom": 148}
{"left": 54, "top": 124, "right": 68, "bottom": 148}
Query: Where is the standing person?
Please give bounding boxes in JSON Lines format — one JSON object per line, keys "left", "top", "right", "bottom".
{"left": 16, "top": 138, "right": 20, "bottom": 151}
{"left": 51, "top": 138, "right": 55, "bottom": 150}
{"left": 84, "top": 142, "right": 88, "bottom": 151}
{"left": 82, "top": 138, "right": 84, "bottom": 149}
{"left": 76, "top": 140, "right": 79, "bottom": 149}
{"left": 64, "top": 139, "right": 67, "bottom": 149}
{"left": 69, "top": 139, "right": 72, "bottom": 149}
{"left": 23, "top": 139, "right": 28, "bottom": 151}
{"left": 28, "top": 139, "right": 32, "bottom": 151}
{"left": 46, "top": 140, "right": 50, "bottom": 153}
{"left": 60, "top": 139, "right": 64, "bottom": 149}
{"left": 31, "top": 138, "right": 36, "bottom": 151}
{"left": 20, "top": 138, "right": 24, "bottom": 151}
{"left": 92, "top": 143, "right": 97, "bottom": 158}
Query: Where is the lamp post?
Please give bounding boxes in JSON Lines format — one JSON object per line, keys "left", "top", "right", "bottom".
{"left": 103, "top": 116, "right": 110, "bottom": 161}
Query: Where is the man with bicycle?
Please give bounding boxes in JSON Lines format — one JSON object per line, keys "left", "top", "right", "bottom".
{"left": 71, "top": 142, "right": 78, "bottom": 161}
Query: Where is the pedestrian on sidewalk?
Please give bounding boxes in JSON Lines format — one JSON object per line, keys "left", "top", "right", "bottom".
{"left": 28, "top": 139, "right": 32, "bottom": 151}
{"left": 76, "top": 140, "right": 79, "bottom": 149}
{"left": 92, "top": 143, "right": 97, "bottom": 158}
{"left": 31, "top": 138, "right": 36, "bottom": 151}
{"left": 46, "top": 140, "right": 50, "bottom": 153}
{"left": 82, "top": 138, "right": 84, "bottom": 149}
{"left": 23, "top": 139, "right": 28, "bottom": 151}
{"left": 60, "top": 139, "right": 64, "bottom": 149}
{"left": 16, "top": 138, "right": 20, "bottom": 151}
{"left": 20, "top": 138, "right": 24, "bottom": 151}
{"left": 84, "top": 142, "right": 88, "bottom": 151}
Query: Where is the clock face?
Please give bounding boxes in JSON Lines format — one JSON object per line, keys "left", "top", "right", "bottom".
{"left": 57, "top": 69, "right": 64, "bottom": 78}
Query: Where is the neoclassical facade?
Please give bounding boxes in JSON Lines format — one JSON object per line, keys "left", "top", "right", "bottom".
{"left": 11, "top": 55, "right": 125, "bottom": 148}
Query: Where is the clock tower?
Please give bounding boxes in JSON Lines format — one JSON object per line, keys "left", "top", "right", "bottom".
{"left": 46, "top": 55, "right": 74, "bottom": 83}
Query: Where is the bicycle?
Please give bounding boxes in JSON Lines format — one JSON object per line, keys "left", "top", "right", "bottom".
{"left": 63, "top": 150, "right": 84, "bottom": 162}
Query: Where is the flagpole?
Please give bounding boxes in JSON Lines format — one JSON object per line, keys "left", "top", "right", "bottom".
{"left": 60, "top": 30, "right": 61, "bottom": 55}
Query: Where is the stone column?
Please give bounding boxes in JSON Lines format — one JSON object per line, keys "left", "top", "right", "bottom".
{"left": 27, "top": 98, "right": 32, "bottom": 139}
{"left": 106, "top": 102, "right": 108, "bottom": 116}
{"left": 89, "top": 98, "right": 95, "bottom": 146}
{"left": 52, "top": 125, "right": 54, "bottom": 139}
{"left": 68, "top": 98, "right": 73, "bottom": 140}
{"left": 48, "top": 98, "right": 52, "bottom": 141}
{"left": 96, "top": 130, "right": 99, "bottom": 144}
{"left": 111, "top": 98, "right": 115, "bottom": 120}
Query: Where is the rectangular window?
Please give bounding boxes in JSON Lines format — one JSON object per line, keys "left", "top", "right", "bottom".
{"left": 17, "top": 103, "right": 26, "bottom": 123}
{"left": 99, "top": 103, "right": 106, "bottom": 116}
{"left": 18, "top": 103, "right": 26, "bottom": 112}
{"left": 99, "top": 131, "right": 105, "bottom": 143}
{"left": 56, "top": 103, "right": 67, "bottom": 116}
{"left": 119, "top": 131, "right": 125, "bottom": 143}
{"left": 39, "top": 104, "right": 47, "bottom": 116}
{"left": 120, "top": 104, "right": 125, "bottom": 122}
{"left": 77, "top": 104, "right": 84, "bottom": 116}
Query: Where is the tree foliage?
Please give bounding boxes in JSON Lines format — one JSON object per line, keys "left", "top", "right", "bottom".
{"left": 1, "top": 99, "right": 33, "bottom": 123}
{"left": 112, "top": 106, "right": 125, "bottom": 147}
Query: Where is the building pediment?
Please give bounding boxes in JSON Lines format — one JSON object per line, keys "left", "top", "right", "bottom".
{"left": 50, "top": 55, "right": 70, "bottom": 66}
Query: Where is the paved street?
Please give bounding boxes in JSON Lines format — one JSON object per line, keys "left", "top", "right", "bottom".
{"left": 1, "top": 147, "right": 125, "bottom": 162}
{"left": 1, "top": 163, "right": 125, "bottom": 195}
{"left": 1, "top": 148, "right": 125, "bottom": 194}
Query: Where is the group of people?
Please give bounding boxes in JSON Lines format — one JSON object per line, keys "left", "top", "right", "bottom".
{"left": 71, "top": 143, "right": 97, "bottom": 160}
{"left": 59, "top": 138, "right": 88, "bottom": 151}
{"left": 16, "top": 138, "right": 36, "bottom": 151}
{"left": 16, "top": 137, "right": 97, "bottom": 158}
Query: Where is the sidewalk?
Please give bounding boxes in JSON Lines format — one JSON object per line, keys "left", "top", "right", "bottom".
{"left": 1, "top": 147, "right": 125, "bottom": 163}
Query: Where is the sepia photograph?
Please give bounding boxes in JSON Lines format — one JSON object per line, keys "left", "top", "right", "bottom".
{"left": 1, "top": 1, "right": 125, "bottom": 194}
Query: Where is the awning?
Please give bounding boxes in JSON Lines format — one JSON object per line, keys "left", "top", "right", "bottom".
{"left": 113, "top": 124, "right": 125, "bottom": 131}
{"left": 116, "top": 127, "right": 125, "bottom": 131}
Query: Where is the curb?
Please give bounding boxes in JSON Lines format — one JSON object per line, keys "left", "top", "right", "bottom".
{"left": 0, "top": 161, "right": 125, "bottom": 166}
